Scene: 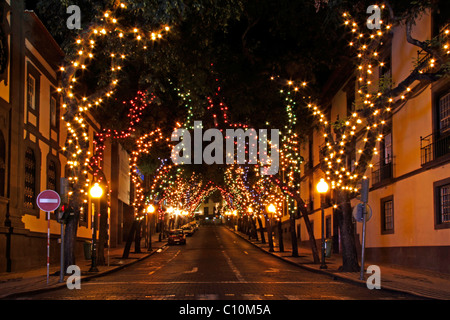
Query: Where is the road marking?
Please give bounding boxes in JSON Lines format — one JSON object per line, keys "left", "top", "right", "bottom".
{"left": 222, "top": 250, "right": 245, "bottom": 283}
{"left": 242, "top": 294, "right": 263, "bottom": 300}
{"left": 264, "top": 268, "right": 280, "bottom": 273}
{"left": 148, "top": 250, "right": 180, "bottom": 275}
{"left": 183, "top": 267, "right": 198, "bottom": 274}
{"left": 196, "top": 294, "right": 219, "bottom": 300}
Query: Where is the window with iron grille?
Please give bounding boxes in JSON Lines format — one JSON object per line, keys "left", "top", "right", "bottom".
{"left": 381, "top": 196, "right": 394, "bottom": 234}
{"left": 24, "top": 148, "right": 36, "bottom": 209}
{"left": 438, "top": 184, "right": 450, "bottom": 224}
{"left": 439, "top": 92, "right": 450, "bottom": 134}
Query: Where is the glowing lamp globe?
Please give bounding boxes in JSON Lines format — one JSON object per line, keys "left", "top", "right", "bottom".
{"left": 267, "top": 204, "right": 276, "bottom": 213}
{"left": 90, "top": 183, "right": 103, "bottom": 198}
{"left": 316, "top": 178, "right": 329, "bottom": 194}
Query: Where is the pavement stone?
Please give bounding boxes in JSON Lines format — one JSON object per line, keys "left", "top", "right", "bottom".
{"left": 0, "top": 233, "right": 168, "bottom": 300}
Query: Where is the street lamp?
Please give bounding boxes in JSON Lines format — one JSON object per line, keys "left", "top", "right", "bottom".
{"left": 89, "top": 182, "right": 103, "bottom": 272}
{"left": 147, "top": 204, "right": 156, "bottom": 251}
{"left": 316, "top": 178, "right": 329, "bottom": 269}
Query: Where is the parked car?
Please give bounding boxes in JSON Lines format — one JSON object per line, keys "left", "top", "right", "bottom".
{"left": 181, "top": 225, "right": 194, "bottom": 237}
{"left": 189, "top": 221, "right": 199, "bottom": 232}
{"left": 168, "top": 229, "right": 186, "bottom": 245}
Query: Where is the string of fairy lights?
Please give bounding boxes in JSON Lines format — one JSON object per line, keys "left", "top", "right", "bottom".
{"left": 274, "top": 4, "right": 449, "bottom": 206}
{"left": 60, "top": 2, "right": 449, "bottom": 223}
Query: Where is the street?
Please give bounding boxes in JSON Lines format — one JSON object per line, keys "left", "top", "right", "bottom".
{"left": 18, "top": 225, "right": 420, "bottom": 300}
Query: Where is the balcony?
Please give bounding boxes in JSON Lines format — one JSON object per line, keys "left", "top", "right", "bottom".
{"left": 371, "top": 159, "right": 393, "bottom": 185}
{"left": 420, "top": 133, "right": 450, "bottom": 165}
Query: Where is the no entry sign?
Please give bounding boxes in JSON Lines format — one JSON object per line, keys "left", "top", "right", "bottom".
{"left": 36, "top": 190, "right": 61, "bottom": 285}
{"left": 36, "top": 190, "right": 61, "bottom": 212}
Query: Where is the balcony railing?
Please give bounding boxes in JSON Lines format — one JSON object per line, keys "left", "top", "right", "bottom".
{"left": 420, "top": 133, "right": 450, "bottom": 165}
{"left": 371, "top": 159, "right": 393, "bottom": 185}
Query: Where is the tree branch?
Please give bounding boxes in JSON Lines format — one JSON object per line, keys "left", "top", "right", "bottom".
{"left": 406, "top": 19, "right": 444, "bottom": 65}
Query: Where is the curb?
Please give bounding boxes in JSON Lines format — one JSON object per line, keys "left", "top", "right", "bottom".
{"left": 225, "top": 227, "right": 437, "bottom": 300}
{"left": 0, "top": 242, "right": 168, "bottom": 300}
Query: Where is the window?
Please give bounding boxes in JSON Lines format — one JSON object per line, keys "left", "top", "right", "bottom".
{"left": 0, "top": 130, "right": 5, "bottom": 197}
{"left": 438, "top": 92, "right": 450, "bottom": 135}
{"left": 50, "top": 96, "right": 57, "bottom": 128}
{"left": 80, "top": 201, "right": 88, "bottom": 223}
{"left": 47, "top": 160, "right": 57, "bottom": 191}
{"left": 438, "top": 184, "right": 450, "bottom": 224}
{"left": 325, "top": 216, "right": 332, "bottom": 239}
{"left": 24, "top": 148, "right": 37, "bottom": 209}
{"left": 27, "top": 75, "right": 35, "bottom": 110}
{"left": 379, "top": 43, "right": 392, "bottom": 90}
{"left": 381, "top": 196, "right": 394, "bottom": 234}
{"left": 432, "top": 2, "right": 450, "bottom": 37}
{"left": 382, "top": 132, "right": 393, "bottom": 164}
{"left": 204, "top": 207, "right": 209, "bottom": 215}
{"left": 434, "top": 178, "right": 450, "bottom": 229}
{"left": 373, "top": 130, "right": 393, "bottom": 184}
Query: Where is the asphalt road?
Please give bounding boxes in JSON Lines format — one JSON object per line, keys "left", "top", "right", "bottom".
{"left": 19, "top": 225, "right": 420, "bottom": 300}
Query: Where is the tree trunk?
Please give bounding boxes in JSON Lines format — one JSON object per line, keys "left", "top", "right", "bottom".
{"left": 336, "top": 190, "right": 360, "bottom": 271}
{"left": 257, "top": 217, "right": 265, "bottom": 243}
{"left": 290, "top": 214, "right": 298, "bottom": 257}
{"left": 266, "top": 215, "right": 274, "bottom": 252}
{"left": 251, "top": 217, "right": 258, "bottom": 241}
{"left": 302, "top": 210, "right": 320, "bottom": 264}
{"left": 63, "top": 208, "right": 79, "bottom": 272}
{"left": 277, "top": 220, "right": 284, "bottom": 252}
{"left": 63, "top": 180, "right": 82, "bottom": 272}
{"left": 268, "top": 177, "right": 320, "bottom": 263}
{"left": 134, "top": 220, "right": 142, "bottom": 253}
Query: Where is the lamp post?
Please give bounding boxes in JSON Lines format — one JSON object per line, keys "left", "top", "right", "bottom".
{"left": 147, "top": 204, "right": 155, "bottom": 251}
{"left": 267, "top": 204, "right": 276, "bottom": 252}
{"left": 316, "top": 178, "right": 329, "bottom": 269}
{"left": 89, "top": 182, "right": 103, "bottom": 272}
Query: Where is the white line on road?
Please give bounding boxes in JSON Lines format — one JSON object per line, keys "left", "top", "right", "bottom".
{"left": 148, "top": 250, "right": 180, "bottom": 275}
{"left": 222, "top": 250, "right": 245, "bottom": 283}
{"left": 183, "top": 267, "right": 198, "bottom": 274}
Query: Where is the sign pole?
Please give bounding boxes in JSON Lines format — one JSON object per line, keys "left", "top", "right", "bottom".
{"left": 36, "top": 190, "right": 61, "bottom": 286}
{"left": 47, "top": 211, "right": 50, "bottom": 285}
{"left": 59, "top": 221, "right": 64, "bottom": 283}
{"left": 359, "top": 204, "right": 367, "bottom": 280}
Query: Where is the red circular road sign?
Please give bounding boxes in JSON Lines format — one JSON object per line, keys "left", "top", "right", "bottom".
{"left": 36, "top": 190, "right": 61, "bottom": 212}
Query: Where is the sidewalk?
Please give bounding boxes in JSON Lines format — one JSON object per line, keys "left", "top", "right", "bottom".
{"left": 229, "top": 227, "right": 450, "bottom": 300}
{"left": 0, "top": 233, "right": 168, "bottom": 299}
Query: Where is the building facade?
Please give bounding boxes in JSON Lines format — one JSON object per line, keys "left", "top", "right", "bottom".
{"left": 290, "top": 9, "right": 450, "bottom": 273}
{"left": 0, "top": 1, "right": 133, "bottom": 272}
